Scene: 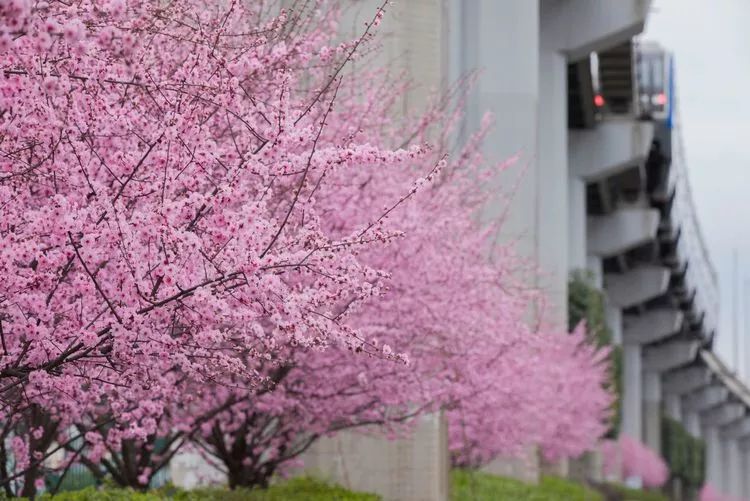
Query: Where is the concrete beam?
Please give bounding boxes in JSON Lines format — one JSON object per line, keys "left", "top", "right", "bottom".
{"left": 663, "top": 367, "right": 712, "bottom": 395}
{"left": 623, "top": 309, "right": 684, "bottom": 345}
{"left": 684, "top": 386, "right": 730, "bottom": 414}
{"left": 541, "top": 0, "right": 650, "bottom": 60}
{"left": 721, "top": 417, "right": 750, "bottom": 441}
{"left": 643, "top": 340, "right": 699, "bottom": 373}
{"left": 604, "top": 265, "right": 671, "bottom": 309}
{"left": 571, "top": 120, "right": 655, "bottom": 181}
{"left": 702, "top": 403, "right": 745, "bottom": 428}
{"left": 589, "top": 209, "right": 661, "bottom": 258}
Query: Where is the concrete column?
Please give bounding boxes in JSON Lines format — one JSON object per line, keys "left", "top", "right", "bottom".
{"left": 722, "top": 438, "right": 742, "bottom": 498}
{"left": 170, "top": 451, "right": 226, "bottom": 488}
{"left": 302, "top": 413, "right": 450, "bottom": 501}
{"left": 742, "top": 448, "right": 750, "bottom": 500}
{"left": 455, "top": 0, "right": 545, "bottom": 314}
{"left": 586, "top": 255, "right": 603, "bottom": 289}
{"left": 664, "top": 393, "right": 682, "bottom": 421}
{"left": 705, "top": 426, "right": 723, "bottom": 491}
{"left": 568, "top": 176, "right": 587, "bottom": 272}
{"left": 605, "top": 304, "right": 623, "bottom": 345}
{"left": 684, "top": 412, "right": 702, "bottom": 438}
{"left": 622, "top": 344, "right": 643, "bottom": 441}
{"left": 483, "top": 446, "right": 540, "bottom": 485}
{"left": 568, "top": 450, "right": 603, "bottom": 483}
{"left": 643, "top": 371, "right": 662, "bottom": 453}
{"left": 537, "top": 42, "right": 569, "bottom": 327}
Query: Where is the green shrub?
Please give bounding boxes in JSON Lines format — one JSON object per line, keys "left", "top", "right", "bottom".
{"left": 597, "top": 482, "right": 669, "bottom": 501}
{"left": 661, "top": 416, "right": 706, "bottom": 489}
{"left": 37, "top": 487, "right": 162, "bottom": 501}
{"left": 451, "top": 469, "right": 604, "bottom": 501}
{"left": 36, "top": 477, "right": 379, "bottom": 501}
{"left": 171, "top": 477, "right": 379, "bottom": 501}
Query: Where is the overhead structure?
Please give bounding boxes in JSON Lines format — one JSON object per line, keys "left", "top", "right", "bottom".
{"left": 568, "top": 38, "right": 750, "bottom": 498}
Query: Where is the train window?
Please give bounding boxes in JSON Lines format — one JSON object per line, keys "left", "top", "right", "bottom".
{"left": 636, "top": 48, "right": 670, "bottom": 119}
{"left": 638, "top": 52, "right": 665, "bottom": 95}
{"left": 651, "top": 55, "right": 664, "bottom": 92}
{"left": 637, "top": 55, "right": 649, "bottom": 93}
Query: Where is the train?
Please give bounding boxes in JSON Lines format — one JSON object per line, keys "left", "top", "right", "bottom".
{"left": 635, "top": 42, "right": 675, "bottom": 126}
{"left": 591, "top": 41, "right": 675, "bottom": 127}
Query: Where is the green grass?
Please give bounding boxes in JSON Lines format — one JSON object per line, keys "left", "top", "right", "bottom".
{"left": 31, "top": 471, "right": 668, "bottom": 501}
{"left": 36, "top": 477, "right": 379, "bottom": 501}
{"left": 596, "top": 482, "right": 669, "bottom": 501}
{"left": 451, "top": 469, "right": 604, "bottom": 501}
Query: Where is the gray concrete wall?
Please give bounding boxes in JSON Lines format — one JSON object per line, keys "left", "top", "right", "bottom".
{"left": 482, "top": 447, "right": 540, "bottom": 485}
{"left": 301, "top": 414, "right": 450, "bottom": 501}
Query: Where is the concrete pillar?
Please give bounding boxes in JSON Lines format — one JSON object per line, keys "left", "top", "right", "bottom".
{"left": 623, "top": 344, "right": 643, "bottom": 441}
{"left": 459, "top": 0, "right": 539, "bottom": 252}
{"left": 605, "top": 304, "right": 623, "bottom": 345}
{"left": 302, "top": 413, "right": 449, "bottom": 501}
{"left": 483, "top": 446, "right": 540, "bottom": 485}
{"left": 705, "top": 426, "right": 723, "bottom": 491}
{"left": 169, "top": 451, "right": 226, "bottom": 488}
{"left": 684, "top": 412, "right": 702, "bottom": 438}
{"left": 722, "top": 438, "right": 742, "bottom": 498}
{"left": 742, "top": 448, "right": 750, "bottom": 500}
{"left": 537, "top": 32, "right": 569, "bottom": 327}
{"left": 664, "top": 393, "right": 682, "bottom": 421}
{"left": 568, "top": 176, "right": 587, "bottom": 272}
{"left": 568, "top": 450, "right": 603, "bottom": 483}
{"left": 643, "top": 371, "right": 662, "bottom": 453}
{"left": 586, "top": 255, "right": 604, "bottom": 289}
{"left": 540, "top": 457, "right": 570, "bottom": 478}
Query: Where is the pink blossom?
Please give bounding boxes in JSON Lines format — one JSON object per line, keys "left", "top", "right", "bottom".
{"left": 602, "top": 435, "right": 669, "bottom": 488}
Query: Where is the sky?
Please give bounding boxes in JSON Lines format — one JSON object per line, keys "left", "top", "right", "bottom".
{"left": 644, "top": 0, "right": 750, "bottom": 380}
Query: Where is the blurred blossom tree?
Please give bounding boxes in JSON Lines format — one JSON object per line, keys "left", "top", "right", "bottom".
{"left": 602, "top": 435, "right": 669, "bottom": 489}
{"left": 0, "top": 0, "right": 612, "bottom": 494}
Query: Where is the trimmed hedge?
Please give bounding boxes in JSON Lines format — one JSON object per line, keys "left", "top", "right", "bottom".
{"left": 33, "top": 477, "right": 379, "bottom": 501}
{"left": 661, "top": 416, "right": 706, "bottom": 489}
{"left": 451, "top": 470, "right": 603, "bottom": 501}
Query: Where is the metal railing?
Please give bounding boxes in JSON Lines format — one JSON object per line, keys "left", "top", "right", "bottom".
{"left": 621, "top": 40, "right": 720, "bottom": 337}
{"left": 665, "top": 98, "right": 719, "bottom": 335}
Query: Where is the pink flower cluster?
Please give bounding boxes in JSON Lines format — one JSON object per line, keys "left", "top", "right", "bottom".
{"left": 602, "top": 435, "right": 669, "bottom": 489}
{"left": 0, "top": 0, "right": 614, "bottom": 494}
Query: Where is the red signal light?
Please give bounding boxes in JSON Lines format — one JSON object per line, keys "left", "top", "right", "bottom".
{"left": 594, "top": 94, "right": 605, "bottom": 107}
{"left": 655, "top": 93, "right": 667, "bottom": 105}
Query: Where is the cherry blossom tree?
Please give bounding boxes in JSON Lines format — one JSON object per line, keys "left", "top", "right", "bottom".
{"left": 183, "top": 57, "right": 613, "bottom": 486}
{"left": 0, "top": 0, "right": 421, "bottom": 494}
{"left": 0, "top": 0, "right": 614, "bottom": 494}
{"left": 602, "top": 435, "right": 669, "bottom": 489}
